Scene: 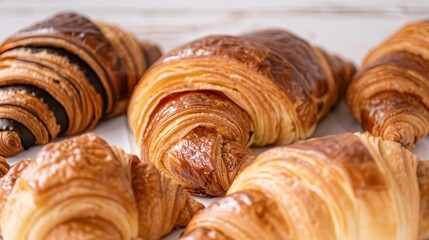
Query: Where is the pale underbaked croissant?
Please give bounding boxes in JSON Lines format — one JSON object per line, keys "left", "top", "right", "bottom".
{"left": 128, "top": 29, "right": 356, "bottom": 196}
{"left": 346, "top": 19, "right": 429, "bottom": 149}
{"left": 0, "top": 133, "right": 203, "bottom": 240}
{"left": 0, "top": 12, "right": 161, "bottom": 157}
{"left": 182, "top": 132, "right": 429, "bottom": 240}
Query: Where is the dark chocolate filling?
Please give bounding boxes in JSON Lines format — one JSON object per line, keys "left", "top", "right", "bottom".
{"left": 0, "top": 119, "right": 35, "bottom": 149}
{"left": 19, "top": 46, "right": 107, "bottom": 113}
{"left": 0, "top": 85, "right": 68, "bottom": 134}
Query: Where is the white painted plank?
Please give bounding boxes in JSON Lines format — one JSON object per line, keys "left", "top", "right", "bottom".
{"left": 0, "top": 10, "right": 425, "bottom": 62}
{"left": 0, "top": 0, "right": 428, "bottom": 11}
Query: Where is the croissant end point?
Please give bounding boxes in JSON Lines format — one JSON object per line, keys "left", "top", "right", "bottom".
{"left": 0, "top": 131, "right": 24, "bottom": 157}
{"left": 0, "top": 156, "right": 10, "bottom": 177}
{"left": 382, "top": 122, "right": 416, "bottom": 150}
{"left": 346, "top": 60, "right": 357, "bottom": 81}
{"left": 176, "top": 196, "right": 205, "bottom": 227}
{"left": 140, "top": 41, "right": 162, "bottom": 66}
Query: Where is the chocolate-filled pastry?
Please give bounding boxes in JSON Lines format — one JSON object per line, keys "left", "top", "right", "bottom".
{"left": 0, "top": 133, "right": 203, "bottom": 240}
{"left": 128, "top": 29, "right": 356, "bottom": 196}
{"left": 182, "top": 132, "right": 429, "bottom": 240}
{"left": 346, "top": 20, "right": 429, "bottom": 149}
{"left": 0, "top": 12, "right": 161, "bottom": 157}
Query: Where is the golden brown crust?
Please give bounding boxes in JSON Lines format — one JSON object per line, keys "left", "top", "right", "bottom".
{"left": 129, "top": 29, "right": 355, "bottom": 196}
{"left": 159, "top": 30, "right": 355, "bottom": 121}
{"left": 182, "top": 190, "right": 283, "bottom": 240}
{"left": 0, "top": 12, "right": 160, "bottom": 157}
{"left": 0, "top": 47, "right": 104, "bottom": 134}
{"left": 145, "top": 91, "right": 255, "bottom": 196}
{"left": 0, "top": 131, "right": 24, "bottom": 157}
{"left": 0, "top": 133, "right": 201, "bottom": 239}
{"left": 0, "top": 157, "right": 9, "bottom": 178}
{"left": 140, "top": 41, "right": 163, "bottom": 69}
{"left": 345, "top": 20, "right": 429, "bottom": 149}
{"left": 1, "top": 134, "right": 139, "bottom": 239}
{"left": 182, "top": 133, "right": 422, "bottom": 239}
{"left": 94, "top": 21, "right": 161, "bottom": 117}
{"left": 132, "top": 160, "right": 203, "bottom": 240}
{"left": 1, "top": 12, "right": 126, "bottom": 105}
{"left": 45, "top": 218, "right": 122, "bottom": 240}
{"left": 418, "top": 161, "right": 429, "bottom": 239}
{"left": 0, "top": 159, "right": 30, "bottom": 210}
{"left": 0, "top": 159, "right": 30, "bottom": 235}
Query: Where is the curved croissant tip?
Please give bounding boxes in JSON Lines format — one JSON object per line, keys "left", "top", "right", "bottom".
{"left": 0, "top": 131, "right": 24, "bottom": 157}
{"left": 0, "top": 156, "right": 10, "bottom": 177}
{"left": 176, "top": 196, "right": 205, "bottom": 227}
{"left": 334, "top": 55, "right": 357, "bottom": 84}
{"left": 382, "top": 123, "right": 416, "bottom": 150}
{"left": 345, "top": 60, "right": 357, "bottom": 80}
{"left": 140, "top": 41, "right": 162, "bottom": 66}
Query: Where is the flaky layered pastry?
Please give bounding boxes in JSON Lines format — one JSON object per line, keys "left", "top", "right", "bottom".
{"left": 182, "top": 132, "right": 429, "bottom": 240}
{"left": 346, "top": 20, "right": 429, "bottom": 149}
{"left": 0, "top": 12, "right": 161, "bottom": 157}
{"left": 0, "top": 133, "right": 203, "bottom": 240}
{"left": 129, "top": 29, "right": 356, "bottom": 196}
{"left": 0, "top": 157, "right": 9, "bottom": 178}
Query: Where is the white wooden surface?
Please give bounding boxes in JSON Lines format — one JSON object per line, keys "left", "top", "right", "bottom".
{"left": 1, "top": 1, "right": 429, "bottom": 239}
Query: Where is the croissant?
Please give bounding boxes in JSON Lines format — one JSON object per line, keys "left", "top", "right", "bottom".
{"left": 345, "top": 20, "right": 429, "bottom": 149}
{"left": 182, "top": 132, "right": 429, "bottom": 240}
{"left": 0, "top": 133, "right": 203, "bottom": 240}
{"left": 0, "top": 157, "right": 9, "bottom": 178}
{"left": 128, "top": 29, "right": 356, "bottom": 196}
{"left": 0, "top": 12, "right": 161, "bottom": 157}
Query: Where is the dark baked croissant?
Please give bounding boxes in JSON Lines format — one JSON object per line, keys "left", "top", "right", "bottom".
{"left": 0, "top": 12, "right": 161, "bottom": 157}
{"left": 182, "top": 132, "right": 429, "bottom": 240}
{"left": 0, "top": 133, "right": 203, "bottom": 240}
{"left": 346, "top": 20, "right": 429, "bottom": 149}
{"left": 128, "top": 29, "right": 356, "bottom": 196}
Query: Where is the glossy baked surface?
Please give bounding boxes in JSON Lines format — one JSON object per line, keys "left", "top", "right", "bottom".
{"left": 0, "top": 133, "right": 203, "bottom": 239}
{"left": 0, "top": 12, "right": 161, "bottom": 157}
{"left": 129, "top": 29, "right": 355, "bottom": 196}
{"left": 346, "top": 20, "right": 429, "bottom": 149}
{"left": 1, "top": 2, "right": 429, "bottom": 239}
{"left": 182, "top": 132, "right": 426, "bottom": 239}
